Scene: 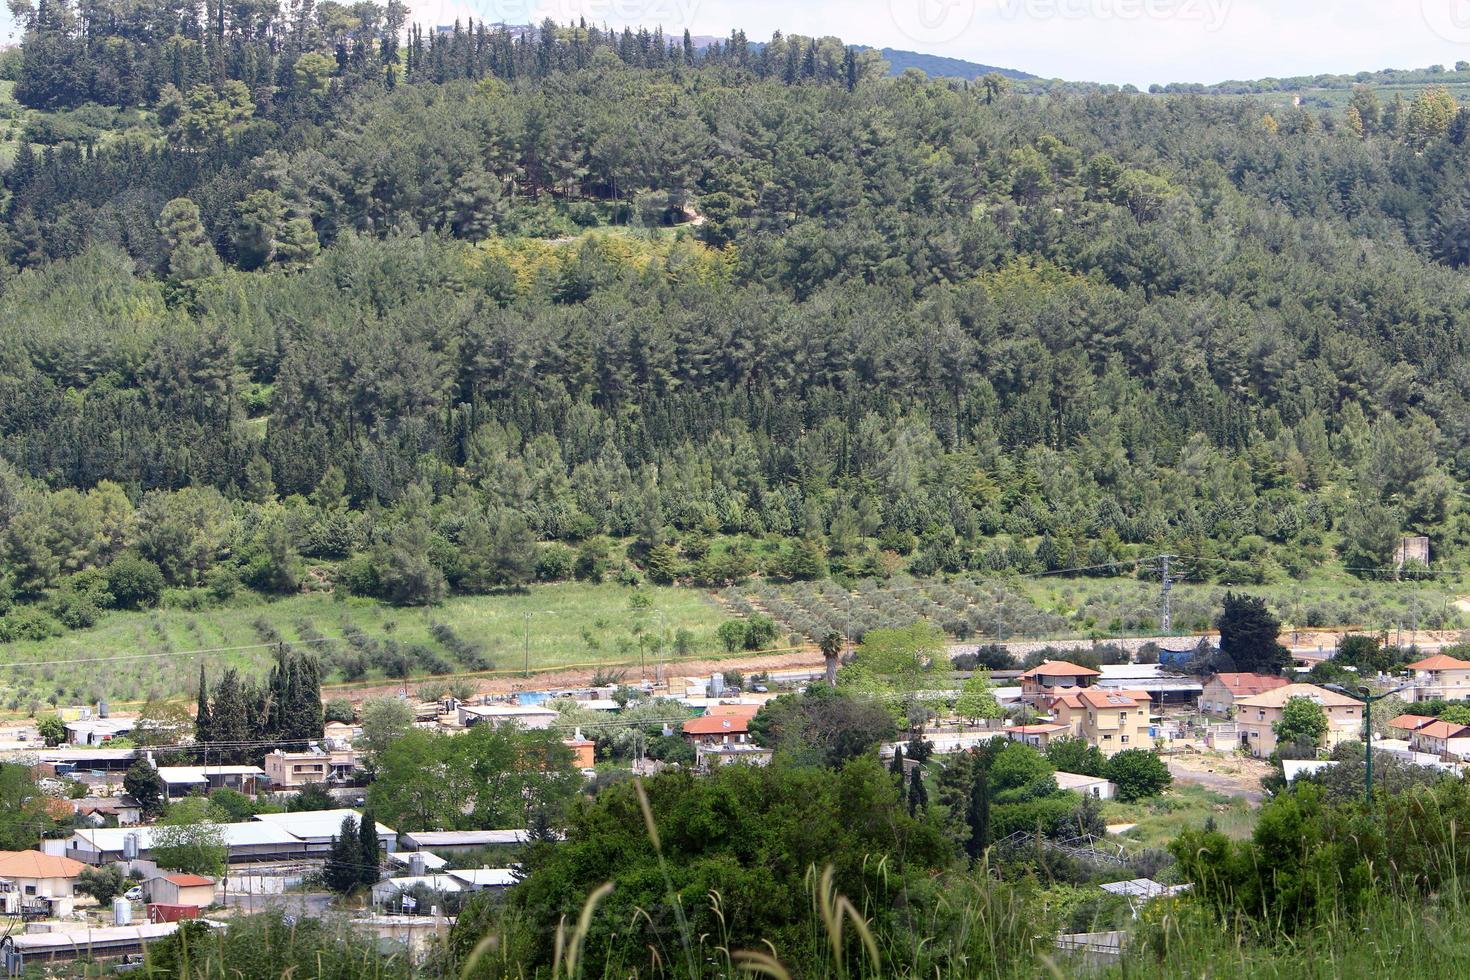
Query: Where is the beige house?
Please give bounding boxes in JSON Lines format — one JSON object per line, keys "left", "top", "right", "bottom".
{"left": 1409, "top": 721, "right": 1470, "bottom": 761}
{"left": 1019, "top": 661, "right": 1101, "bottom": 701}
{"left": 1200, "top": 673, "right": 1291, "bottom": 717}
{"left": 1048, "top": 689, "right": 1153, "bottom": 756}
{"left": 0, "top": 851, "right": 88, "bottom": 918}
{"left": 147, "top": 873, "right": 217, "bottom": 908}
{"left": 1405, "top": 654, "right": 1470, "bottom": 702}
{"left": 1002, "top": 723, "right": 1070, "bottom": 750}
{"left": 1234, "top": 683, "right": 1361, "bottom": 758}
{"left": 263, "top": 747, "right": 360, "bottom": 789}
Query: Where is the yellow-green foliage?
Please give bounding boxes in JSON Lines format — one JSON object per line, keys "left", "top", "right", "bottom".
{"left": 470, "top": 231, "right": 733, "bottom": 298}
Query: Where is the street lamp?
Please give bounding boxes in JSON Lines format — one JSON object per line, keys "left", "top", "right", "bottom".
{"left": 1324, "top": 682, "right": 1413, "bottom": 805}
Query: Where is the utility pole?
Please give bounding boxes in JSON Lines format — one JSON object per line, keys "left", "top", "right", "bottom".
{"left": 1158, "top": 554, "right": 1176, "bottom": 635}
{"left": 522, "top": 612, "right": 531, "bottom": 678}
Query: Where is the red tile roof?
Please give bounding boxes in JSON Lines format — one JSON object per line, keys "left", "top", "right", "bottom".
{"left": 683, "top": 716, "right": 751, "bottom": 736}
{"left": 1387, "top": 714, "right": 1437, "bottom": 732}
{"left": 162, "top": 874, "right": 216, "bottom": 888}
{"left": 1020, "top": 661, "right": 1102, "bottom": 680}
{"left": 705, "top": 704, "right": 760, "bottom": 719}
{"left": 0, "top": 851, "right": 88, "bottom": 880}
{"left": 1211, "top": 673, "right": 1292, "bottom": 696}
{"left": 1407, "top": 654, "right": 1470, "bottom": 671}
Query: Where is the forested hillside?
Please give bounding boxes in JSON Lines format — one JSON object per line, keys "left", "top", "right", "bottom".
{"left": 2, "top": 8, "right": 1470, "bottom": 649}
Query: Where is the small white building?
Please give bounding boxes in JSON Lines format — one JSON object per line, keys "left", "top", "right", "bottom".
{"left": 251, "top": 809, "right": 397, "bottom": 855}
{"left": 64, "top": 718, "right": 135, "bottom": 746}
{"left": 1053, "top": 771, "right": 1117, "bottom": 800}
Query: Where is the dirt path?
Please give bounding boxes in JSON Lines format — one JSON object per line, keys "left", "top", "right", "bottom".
{"left": 324, "top": 647, "right": 827, "bottom": 702}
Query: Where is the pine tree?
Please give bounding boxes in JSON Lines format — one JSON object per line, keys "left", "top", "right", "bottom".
{"left": 907, "top": 766, "right": 928, "bottom": 816}
{"left": 323, "top": 816, "right": 363, "bottom": 893}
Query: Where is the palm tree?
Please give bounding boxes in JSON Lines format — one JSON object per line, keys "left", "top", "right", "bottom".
{"left": 819, "top": 630, "right": 844, "bottom": 687}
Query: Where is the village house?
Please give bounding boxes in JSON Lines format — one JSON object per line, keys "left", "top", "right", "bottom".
{"left": 1053, "top": 771, "right": 1117, "bottom": 799}
{"left": 1018, "top": 661, "right": 1101, "bottom": 701}
{"left": 1387, "top": 714, "right": 1438, "bottom": 739}
{"left": 0, "top": 851, "right": 89, "bottom": 918}
{"left": 681, "top": 706, "right": 758, "bottom": 748}
{"left": 263, "top": 746, "right": 360, "bottom": 789}
{"left": 562, "top": 737, "right": 596, "bottom": 769}
{"left": 70, "top": 796, "right": 142, "bottom": 827}
{"left": 1405, "top": 654, "right": 1470, "bottom": 702}
{"left": 1002, "top": 722, "right": 1070, "bottom": 750}
{"left": 1234, "top": 683, "right": 1362, "bottom": 758}
{"left": 63, "top": 717, "right": 135, "bottom": 746}
{"left": 156, "top": 765, "right": 264, "bottom": 800}
{"left": 695, "top": 742, "right": 773, "bottom": 769}
{"left": 1409, "top": 720, "right": 1470, "bottom": 761}
{"left": 1047, "top": 689, "right": 1153, "bottom": 756}
{"left": 1200, "top": 673, "right": 1291, "bottom": 717}
{"left": 146, "top": 873, "right": 217, "bottom": 908}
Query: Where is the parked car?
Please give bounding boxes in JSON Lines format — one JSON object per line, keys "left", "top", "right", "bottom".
{"left": 123, "top": 886, "right": 143, "bottom": 902}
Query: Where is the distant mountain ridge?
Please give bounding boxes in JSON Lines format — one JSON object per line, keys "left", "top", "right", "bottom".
{"left": 872, "top": 47, "right": 1035, "bottom": 80}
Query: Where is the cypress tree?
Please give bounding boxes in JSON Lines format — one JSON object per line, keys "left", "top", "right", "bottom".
{"left": 907, "top": 766, "right": 928, "bottom": 816}
{"left": 357, "top": 808, "right": 381, "bottom": 886}
{"left": 194, "top": 664, "right": 213, "bottom": 745}
{"left": 889, "top": 744, "right": 904, "bottom": 780}
{"left": 323, "top": 816, "right": 363, "bottom": 894}
{"left": 966, "top": 769, "right": 990, "bottom": 864}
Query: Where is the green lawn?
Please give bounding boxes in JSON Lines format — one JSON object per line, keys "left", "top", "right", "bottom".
{"left": 1103, "top": 784, "right": 1257, "bottom": 851}
{"left": 0, "top": 583, "right": 731, "bottom": 712}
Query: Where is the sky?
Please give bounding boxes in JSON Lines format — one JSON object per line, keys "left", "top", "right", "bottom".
{"left": 6, "top": 0, "right": 1470, "bottom": 86}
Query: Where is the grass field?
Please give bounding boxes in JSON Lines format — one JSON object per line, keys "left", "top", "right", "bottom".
{"left": 0, "top": 583, "right": 731, "bottom": 712}
{"left": 1103, "top": 783, "right": 1257, "bottom": 851}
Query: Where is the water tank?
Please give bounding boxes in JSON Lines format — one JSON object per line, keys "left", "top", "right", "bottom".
{"left": 122, "top": 833, "right": 139, "bottom": 861}
{"left": 709, "top": 674, "right": 725, "bottom": 696}
{"left": 408, "top": 854, "right": 426, "bottom": 877}
{"left": 112, "top": 898, "right": 132, "bottom": 926}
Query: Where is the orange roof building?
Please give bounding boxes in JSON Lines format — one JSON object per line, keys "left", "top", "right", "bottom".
{"left": 682, "top": 714, "right": 754, "bottom": 745}
{"left": 1201, "top": 672, "right": 1292, "bottom": 716}
{"left": 0, "top": 851, "right": 87, "bottom": 880}
{"left": 1405, "top": 654, "right": 1470, "bottom": 703}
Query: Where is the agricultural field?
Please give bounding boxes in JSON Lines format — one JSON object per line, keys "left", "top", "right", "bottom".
{"left": 0, "top": 583, "right": 729, "bottom": 713}
{"left": 739, "top": 569, "right": 1469, "bottom": 647}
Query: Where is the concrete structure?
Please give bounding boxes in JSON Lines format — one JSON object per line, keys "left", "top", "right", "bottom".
{"left": 0, "top": 851, "right": 88, "bottom": 918}
{"left": 446, "top": 868, "right": 517, "bottom": 890}
{"left": 695, "top": 743, "right": 772, "bottom": 768}
{"left": 1409, "top": 720, "right": 1470, "bottom": 761}
{"left": 1019, "top": 662, "right": 1101, "bottom": 701}
{"left": 251, "top": 810, "right": 396, "bottom": 855}
{"left": 146, "top": 874, "right": 217, "bottom": 908}
{"left": 156, "top": 765, "right": 264, "bottom": 799}
{"left": 1200, "top": 673, "right": 1292, "bottom": 717}
{"left": 456, "top": 704, "right": 559, "bottom": 730}
{"left": 263, "top": 747, "right": 360, "bottom": 789}
{"left": 1234, "top": 683, "right": 1362, "bottom": 758}
{"left": 1405, "top": 654, "right": 1470, "bottom": 702}
{"left": 1054, "top": 771, "right": 1117, "bottom": 799}
{"left": 1048, "top": 689, "right": 1153, "bottom": 756}
{"left": 1395, "top": 535, "right": 1430, "bottom": 570}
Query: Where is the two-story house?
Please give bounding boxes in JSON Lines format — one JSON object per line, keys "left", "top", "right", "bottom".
{"left": 1409, "top": 720, "right": 1470, "bottom": 760}
{"left": 1019, "top": 661, "right": 1101, "bottom": 702}
{"left": 1405, "top": 654, "right": 1470, "bottom": 702}
{"left": 1200, "top": 673, "right": 1291, "bottom": 717}
{"left": 1234, "top": 683, "right": 1362, "bottom": 758}
{"left": 1048, "top": 689, "right": 1153, "bottom": 756}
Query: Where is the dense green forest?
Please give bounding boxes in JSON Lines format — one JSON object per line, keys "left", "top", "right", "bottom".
{"left": 2, "top": 10, "right": 1470, "bottom": 649}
